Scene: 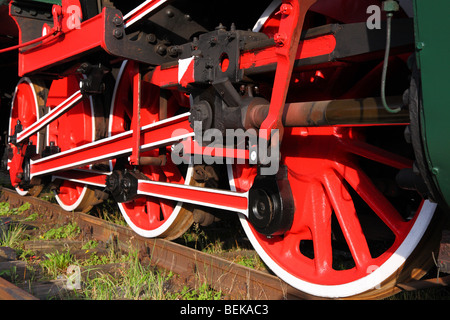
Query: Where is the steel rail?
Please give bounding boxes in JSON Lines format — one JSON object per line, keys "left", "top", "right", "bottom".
{"left": 0, "top": 187, "right": 318, "bottom": 300}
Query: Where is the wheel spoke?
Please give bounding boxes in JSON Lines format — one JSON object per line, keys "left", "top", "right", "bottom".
{"left": 310, "top": 182, "right": 333, "bottom": 274}
{"left": 322, "top": 169, "right": 372, "bottom": 269}
{"left": 162, "top": 157, "right": 185, "bottom": 184}
{"left": 159, "top": 198, "right": 175, "bottom": 220}
{"left": 145, "top": 198, "right": 160, "bottom": 225}
{"left": 335, "top": 163, "right": 407, "bottom": 236}
{"left": 341, "top": 139, "right": 412, "bottom": 169}
{"left": 281, "top": 232, "right": 302, "bottom": 260}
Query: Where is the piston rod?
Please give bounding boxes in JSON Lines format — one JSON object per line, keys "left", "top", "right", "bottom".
{"left": 246, "top": 96, "right": 408, "bottom": 128}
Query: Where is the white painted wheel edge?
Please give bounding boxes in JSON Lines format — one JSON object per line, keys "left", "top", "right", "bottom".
{"left": 9, "top": 77, "right": 41, "bottom": 196}
{"left": 118, "top": 164, "right": 194, "bottom": 238}
{"left": 55, "top": 185, "right": 88, "bottom": 212}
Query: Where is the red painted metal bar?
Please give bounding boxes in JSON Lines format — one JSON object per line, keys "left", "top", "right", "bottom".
{"left": 147, "top": 32, "right": 335, "bottom": 89}
{"left": 146, "top": 63, "right": 179, "bottom": 88}
{"left": 16, "top": 90, "right": 82, "bottom": 144}
{"left": 258, "top": 0, "right": 317, "bottom": 142}
{"left": 130, "top": 63, "right": 141, "bottom": 165}
{"left": 30, "top": 113, "right": 193, "bottom": 178}
{"left": 123, "top": 0, "right": 167, "bottom": 28}
{"left": 17, "top": 29, "right": 336, "bottom": 146}
{"left": 239, "top": 34, "right": 336, "bottom": 70}
{"left": 38, "top": 137, "right": 250, "bottom": 188}
{"left": 137, "top": 179, "right": 249, "bottom": 216}
{"left": 179, "top": 139, "right": 250, "bottom": 161}
{"left": 52, "top": 169, "right": 109, "bottom": 187}
{"left": 47, "top": 168, "right": 249, "bottom": 216}
{"left": 14, "top": 9, "right": 106, "bottom": 76}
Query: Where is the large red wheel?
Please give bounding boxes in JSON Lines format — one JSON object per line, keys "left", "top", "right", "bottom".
{"left": 108, "top": 61, "right": 197, "bottom": 240}
{"left": 47, "top": 75, "right": 99, "bottom": 212}
{"left": 229, "top": 126, "right": 441, "bottom": 298}
{"left": 8, "top": 77, "right": 46, "bottom": 197}
{"left": 226, "top": 2, "right": 443, "bottom": 299}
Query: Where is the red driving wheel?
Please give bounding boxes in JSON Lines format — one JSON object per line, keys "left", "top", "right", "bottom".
{"left": 8, "top": 77, "right": 46, "bottom": 197}
{"left": 227, "top": 2, "right": 443, "bottom": 299}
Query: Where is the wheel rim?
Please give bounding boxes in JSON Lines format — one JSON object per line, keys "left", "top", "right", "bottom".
{"left": 8, "top": 77, "right": 45, "bottom": 196}
{"left": 47, "top": 75, "right": 97, "bottom": 212}
{"left": 229, "top": 126, "right": 437, "bottom": 298}
{"left": 109, "top": 61, "right": 195, "bottom": 239}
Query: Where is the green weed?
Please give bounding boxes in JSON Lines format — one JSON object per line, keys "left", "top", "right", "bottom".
{"left": 0, "top": 222, "right": 28, "bottom": 248}
{"left": 174, "top": 283, "right": 222, "bottom": 300}
{"left": 40, "top": 250, "right": 75, "bottom": 277}
{"left": 42, "top": 222, "right": 80, "bottom": 240}
{"left": 0, "top": 202, "right": 30, "bottom": 216}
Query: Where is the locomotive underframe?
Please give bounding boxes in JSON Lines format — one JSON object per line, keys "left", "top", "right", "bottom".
{"left": 8, "top": 0, "right": 421, "bottom": 227}
{"left": 4, "top": 0, "right": 450, "bottom": 299}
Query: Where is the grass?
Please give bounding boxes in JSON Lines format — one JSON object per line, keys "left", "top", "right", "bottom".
{"left": 90, "top": 198, "right": 127, "bottom": 226}
{"left": 40, "top": 250, "right": 75, "bottom": 277}
{"left": 77, "top": 251, "right": 222, "bottom": 300}
{"left": 41, "top": 222, "right": 80, "bottom": 240}
{"left": 0, "top": 200, "right": 222, "bottom": 300}
{"left": 178, "top": 219, "right": 266, "bottom": 271}
{"left": 0, "top": 202, "right": 31, "bottom": 216}
{"left": 0, "top": 222, "right": 29, "bottom": 248}
{"left": 172, "top": 283, "right": 222, "bottom": 300}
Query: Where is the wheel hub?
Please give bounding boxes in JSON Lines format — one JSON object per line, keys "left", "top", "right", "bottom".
{"left": 248, "top": 172, "right": 294, "bottom": 236}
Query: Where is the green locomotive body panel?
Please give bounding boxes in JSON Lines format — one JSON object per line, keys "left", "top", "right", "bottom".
{"left": 414, "top": 0, "right": 450, "bottom": 209}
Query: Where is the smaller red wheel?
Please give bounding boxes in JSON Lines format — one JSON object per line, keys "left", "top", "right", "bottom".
{"left": 8, "top": 77, "right": 46, "bottom": 196}
{"left": 47, "top": 75, "right": 99, "bottom": 212}
{"left": 109, "top": 60, "right": 196, "bottom": 239}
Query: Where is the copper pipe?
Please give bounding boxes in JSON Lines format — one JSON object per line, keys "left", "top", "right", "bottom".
{"left": 246, "top": 96, "right": 408, "bottom": 128}
{"left": 138, "top": 155, "right": 167, "bottom": 166}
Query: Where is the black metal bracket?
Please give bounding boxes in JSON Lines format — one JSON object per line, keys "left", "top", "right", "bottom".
{"left": 177, "top": 25, "right": 268, "bottom": 84}
{"left": 105, "top": 169, "right": 147, "bottom": 203}
{"left": 8, "top": 120, "right": 23, "bottom": 151}
{"left": 78, "top": 62, "right": 110, "bottom": 95}
{"left": 103, "top": 5, "right": 207, "bottom": 66}
{"left": 10, "top": 1, "right": 54, "bottom": 45}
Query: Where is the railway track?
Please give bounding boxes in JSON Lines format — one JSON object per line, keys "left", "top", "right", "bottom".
{"left": 0, "top": 186, "right": 448, "bottom": 300}
{"left": 0, "top": 276, "right": 38, "bottom": 300}
{"left": 0, "top": 186, "right": 317, "bottom": 300}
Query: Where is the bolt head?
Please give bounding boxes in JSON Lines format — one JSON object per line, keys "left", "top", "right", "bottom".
{"left": 112, "top": 16, "right": 123, "bottom": 27}
{"left": 274, "top": 33, "right": 287, "bottom": 46}
{"left": 113, "top": 28, "right": 123, "bottom": 39}
{"left": 280, "top": 3, "right": 293, "bottom": 15}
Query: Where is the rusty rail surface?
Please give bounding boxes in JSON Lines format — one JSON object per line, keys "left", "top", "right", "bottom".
{"left": 0, "top": 187, "right": 318, "bottom": 300}
{"left": 0, "top": 276, "right": 38, "bottom": 300}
